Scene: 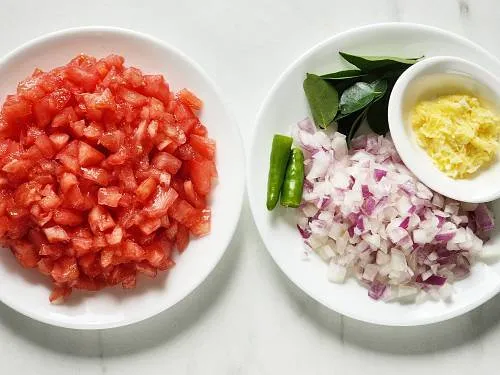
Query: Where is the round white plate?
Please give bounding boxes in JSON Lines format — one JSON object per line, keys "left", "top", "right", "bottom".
{"left": 0, "top": 27, "right": 245, "bottom": 329}
{"left": 248, "top": 23, "right": 500, "bottom": 326}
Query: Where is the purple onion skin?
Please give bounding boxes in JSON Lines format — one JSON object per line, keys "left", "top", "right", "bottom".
{"left": 368, "top": 281, "right": 386, "bottom": 300}
{"left": 416, "top": 274, "right": 447, "bottom": 286}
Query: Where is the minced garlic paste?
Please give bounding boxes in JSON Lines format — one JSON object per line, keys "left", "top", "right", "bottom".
{"left": 411, "top": 94, "right": 500, "bottom": 179}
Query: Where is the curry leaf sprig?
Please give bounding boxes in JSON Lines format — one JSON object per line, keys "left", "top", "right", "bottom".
{"left": 303, "top": 51, "right": 423, "bottom": 145}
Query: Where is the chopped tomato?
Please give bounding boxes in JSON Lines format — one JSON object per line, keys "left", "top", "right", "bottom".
{"left": 178, "top": 89, "right": 203, "bottom": 110}
{"left": 0, "top": 54, "right": 215, "bottom": 302}
{"left": 97, "top": 187, "right": 122, "bottom": 207}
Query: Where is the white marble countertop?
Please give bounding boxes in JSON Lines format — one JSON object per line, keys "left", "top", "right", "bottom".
{"left": 2, "top": 0, "right": 500, "bottom": 373}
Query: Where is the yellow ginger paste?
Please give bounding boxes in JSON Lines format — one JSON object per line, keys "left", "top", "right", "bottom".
{"left": 411, "top": 94, "right": 500, "bottom": 179}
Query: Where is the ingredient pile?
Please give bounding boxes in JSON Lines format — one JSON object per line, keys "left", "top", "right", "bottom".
{"left": 0, "top": 54, "right": 216, "bottom": 302}
{"left": 266, "top": 52, "right": 496, "bottom": 302}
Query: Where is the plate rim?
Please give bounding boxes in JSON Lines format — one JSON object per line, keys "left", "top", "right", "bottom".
{"left": 248, "top": 22, "right": 500, "bottom": 326}
{"left": 0, "top": 26, "right": 245, "bottom": 330}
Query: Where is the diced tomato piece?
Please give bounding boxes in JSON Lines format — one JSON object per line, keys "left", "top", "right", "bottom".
{"left": 118, "top": 87, "right": 148, "bottom": 107}
{"left": 122, "top": 273, "right": 137, "bottom": 289}
{"left": 79, "top": 253, "right": 101, "bottom": 277}
{"left": 118, "top": 166, "right": 137, "bottom": 192}
{"left": 98, "top": 130, "right": 124, "bottom": 152}
{"left": 184, "top": 180, "right": 205, "bottom": 209}
{"left": 17, "top": 76, "right": 46, "bottom": 102}
{"left": 191, "top": 208, "right": 211, "bottom": 237}
{"left": 2, "top": 158, "right": 33, "bottom": 175}
{"left": 11, "top": 240, "right": 40, "bottom": 268}
{"left": 14, "top": 181, "right": 42, "bottom": 207}
{"left": 51, "top": 256, "right": 79, "bottom": 283}
{"left": 141, "top": 75, "right": 170, "bottom": 104}
{"left": 71, "top": 237, "right": 94, "bottom": 257}
{"left": 176, "top": 143, "right": 197, "bottom": 161}
{"left": 70, "top": 119, "right": 86, "bottom": 137}
{"left": 39, "top": 187, "right": 62, "bottom": 211}
{"left": 51, "top": 106, "right": 78, "bottom": 128}
{"left": 39, "top": 243, "right": 64, "bottom": 258}
{"left": 189, "top": 134, "right": 215, "bottom": 160}
{"left": 82, "top": 122, "right": 104, "bottom": 143}
{"left": 49, "top": 287, "right": 72, "bottom": 304}
{"left": 104, "top": 145, "right": 130, "bottom": 166}
{"left": 34, "top": 134, "right": 55, "bottom": 158}
{"left": 78, "top": 141, "right": 105, "bottom": 166}
{"left": 88, "top": 205, "right": 115, "bottom": 234}
{"left": 95, "top": 60, "right": 109, "bottom": 78}
{"left": 38, "top": 257, "right": 55, "bottom": 276}
{"left": 161, "top": 122, "right": 186, "bottom": 145}
{"left": 136, "top": 261, "right": 157, "bottom": 278}
{"left": 53, "top": 208, "right": 83, "bottom": 226}
{"left": 102, "top": 54, "right": 125, "bottom": 70}
{"left": 118, "top": 192, "right": 134, "bottom": 208}
{"left": 178, "top": 118, "right": 199, "bottom": 135}
{"left": 144, "top": 186, "right": 178, "bottom": 219}
{"left": 2, "top": 95, "right": 32, "bottom": 124}
{"left": 173, "top": 101, "right": 195, "bottom": 122}
{"left": 81, "top": 167, "right": 109, "bottom": 186}
{"left": 123, "top": 240, "right": 145, "bottom": 260}
{"left": 157, "top": 257, "right": 175, "bottom": 271}
{"left": 138, "top": 217, "right": 161, "bottom": 235}
{"left": 178, "top": 89, "right": 202, "bottom": 111}
{"left": 188, "top": 158, "right": 215, "bottom": 196}
{"left": 93, "top": 234, "right": 107, "bottom": 249}
{"left": 100, "top": 248, "right": 114, "bottom": 268}
{"left": 65, "top": 66, "right": 99, "bottom": 91}
{"left": 165, "top": 221, "right": 178, "bottom": 241}
{"left": 47, "top": 89, "right": 72, "bottom": 112}
{"left": 84, "top": 88, "right": 116, "bottom": 111}
{"left": 59, "top": 172, "right": 78, "bottom": 193}
{"left": 64, "top": 185, "right": 92, "bottom": 211}
{"left": 191, "top": 122, "right": 208, "bottom": 137}
{"left": 98, "top": 187, "right": 122, "bottom": 207}
{"left": 175, "top": 224, "right": 189, "bottom": 252}
{"left": 49, "top": 133, "right": 70, "bottom": 151}
{"left": 123, "top": 67, "right": 144, "bottom": 88}
{"left": 105, "top": 225, "right": 123, "bottom": 245}
{"left": 144, "top": 245, "right": 165, "bottom": 268}
{"left": 135, "top": 176, "right": 158, "bottom": 202}
{"left": 44, "top": 226, "right": 70, "bottom": 243}
{"left": 169, "top": 199, "right": 200, "bottom": 228}
{"left": 24, "top": 126, "right": 44, "bottom": 146}
{"left": 30, "top": 204, "right": 53, "bottom": 226}
{"left": 74, "top": 276, "right": 104, "bottom": 291}
{"left": 152, "top": 152, "right": 182, "bottom": 174}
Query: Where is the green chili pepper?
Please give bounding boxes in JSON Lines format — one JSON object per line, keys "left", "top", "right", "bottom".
{"left": 280, "top": 148, "right": 305, "bottom": 208}
{"left": 266, "top": 134, "right": 293, "bottom": 210}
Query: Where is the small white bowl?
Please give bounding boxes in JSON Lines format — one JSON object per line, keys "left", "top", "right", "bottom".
{"left": 0, "top": 27, "right": 245, "bottom": 329}
{"left": 389, "top": 56, "right": 500, "bottom": 203}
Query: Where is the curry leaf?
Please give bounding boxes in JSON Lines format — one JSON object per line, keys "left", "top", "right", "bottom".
{"left": 303, "top": 73, "right": 339, "bottom": 128}
{"left": 321, "top": 69, "right": 367, "bottom": 80}
{"left": 339, "top": 79, "right": 387, "bottom": 116}
{"left": 367, "top": 94, "right": 390, "bottom": 135}
{"left": 347, "top": 108, "right": 368, "bottom": 147}
{"left": 339, "top": 51, "right": 422, "bottom": 73}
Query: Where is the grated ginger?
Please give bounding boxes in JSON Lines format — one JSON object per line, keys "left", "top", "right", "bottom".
{"left": 411, "top": 94, "right": 500, "bottom": 179}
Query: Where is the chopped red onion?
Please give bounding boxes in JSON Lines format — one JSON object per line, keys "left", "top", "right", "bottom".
{"left": 368, "top": 280, "right": 386, "bottom": 300}
{"left": 294, "top": 120, "right": 494, "bottom": 302}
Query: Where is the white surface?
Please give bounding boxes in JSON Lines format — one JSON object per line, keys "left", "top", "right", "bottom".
{"left": 1, "top": 0, "right": 500, "bottom": 373}
{"left": 248, "top": 23, "right": 500, "bottom": 326}
{"left": 390, "top": 55, "right": 500, "bottom": 203}
{"left": 0, "top": 27, "right": 245, "bottom": 329}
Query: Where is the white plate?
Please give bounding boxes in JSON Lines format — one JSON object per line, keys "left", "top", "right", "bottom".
{"left": 0, "top": 27, "right": 245, "bottom": 329}
{"left": 248, "top": 23, "right": 500, "bottom": 326}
